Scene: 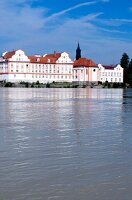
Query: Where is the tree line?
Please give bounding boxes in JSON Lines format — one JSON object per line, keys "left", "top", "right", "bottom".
{"left": 120, "top": 53, "right": 132, "bottom": 84}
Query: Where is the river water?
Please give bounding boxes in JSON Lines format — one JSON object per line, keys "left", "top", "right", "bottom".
{"left": 0, "top": 88, "right": 132, "bottom": 200}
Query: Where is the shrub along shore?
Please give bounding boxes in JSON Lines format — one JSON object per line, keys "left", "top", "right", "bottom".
{"left": 0, "top": 80, "right": 129, "bottom": 88}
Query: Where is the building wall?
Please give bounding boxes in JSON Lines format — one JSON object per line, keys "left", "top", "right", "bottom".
{"left": 0, "top": 49, "right": 124, "bottom": 84}
{"left": 72, "top": 66, "right": 99, "bottom": 82}
{"left": 98, "top": 64, "right": 123, "bottom": 83}
{"left": 88, "top": 67, "right": 99, "bottom": 82}
{"left": 0, "top": 50, "right": 73, "bottom": 83}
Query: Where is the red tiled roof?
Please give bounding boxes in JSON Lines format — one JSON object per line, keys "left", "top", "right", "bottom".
{"left": 3, "top": 50, "right": 16, "bottom": 59}
{"left": 74, "top": 58, "right": 97, "bottom": 68}
{"left": 28, "top": 52, "right": 61, "bottom": 64}
{"left": 28, "top": 56, "right": 47, "bottom": 63}
{"left": 44, "top": 52, "right": 61, "bottom": 59}
{"left": 103, "top": 65, "right": 115, "bottom": 70}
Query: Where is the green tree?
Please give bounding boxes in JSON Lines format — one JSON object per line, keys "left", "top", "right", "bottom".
{"left": 129, "top": 59, "right": 132, "bottom": 71}
{"left": 120, "top": 53, "right": 129, "bottom": 83}
{"left": 120, "top": 53, "right": 129, "bottom": 68}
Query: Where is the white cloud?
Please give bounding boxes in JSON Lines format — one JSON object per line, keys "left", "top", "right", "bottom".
{"left": 0, "top": 0, "right": 131, "bottom": 64}
{"left": 101, "top": 0, "right": 110, "bottom": 2}
{"left": 44, "top": 1, "right": 97, "bottom": 23}
{"left": 96, "top": 18, "right": 132, "bottom": 26}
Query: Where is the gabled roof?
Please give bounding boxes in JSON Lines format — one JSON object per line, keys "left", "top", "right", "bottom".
{"left": 44, "top": 52, "right": 61, "bottom": 59}
{"left": 28, "top": 56, "right": 47, "bottom": 63}
{"left": 74, "top": 57, "right": 97, "bottom": 68}
{"left": 44, "top": 52, "right": 61, "bottom": 63}
{"left": 3, "top": 50, "right": 16, "bottom": 59}
{"left": 103, "top": 65, "right": 114, "bottom": 70}
{"left": 28, "top": 52, "right": 61, "bottom": 64}
{"left": 102, "top": 65, "right": 119, "bottom": 70}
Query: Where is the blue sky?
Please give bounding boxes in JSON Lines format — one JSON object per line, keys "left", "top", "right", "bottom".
{"left": 0, "top": 0, "right": 131, "bottom": 64}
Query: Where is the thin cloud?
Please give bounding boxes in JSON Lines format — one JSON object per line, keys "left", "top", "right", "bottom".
{"left": 44, "top": 1, "right": 97, "bottom": 22}
{"left": 101, "top": 0, "right": 110, "bottom": 2}
{"left": 0, "top": 0, "right": 131, "bottom": 64}
{"left": 97, "top": 27, "right": 131, "bottom": 34}
{"left": 79, "top": 12, "right": 103, "bottom": 22}
{"left": 94, "top": 18, "right": 132, "bottom": 27}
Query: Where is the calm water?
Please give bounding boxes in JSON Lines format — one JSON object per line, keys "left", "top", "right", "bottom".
{"left": 0, "top": 88, "right": 132, "bottom": 200}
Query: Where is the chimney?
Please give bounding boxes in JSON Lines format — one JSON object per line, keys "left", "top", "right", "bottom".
{"left": 54, "top": 50, "right": 56, "bottom": 57}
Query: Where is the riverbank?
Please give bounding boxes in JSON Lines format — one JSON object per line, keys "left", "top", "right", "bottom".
{"left": 0, "top": 81, "right": 129, "bottom": 88}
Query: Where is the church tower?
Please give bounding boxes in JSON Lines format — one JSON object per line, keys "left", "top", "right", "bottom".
{"left": 76, "top": 42, "right": 81, "bottom": 60}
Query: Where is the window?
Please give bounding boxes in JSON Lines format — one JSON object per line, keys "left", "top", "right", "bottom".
{"left": 36, "top": 58, "right": 40, "bottom": 62}
{"left": 93, "top": 69, "right": 96, "bottom": 72}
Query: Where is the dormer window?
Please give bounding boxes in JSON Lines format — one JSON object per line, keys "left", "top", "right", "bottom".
{"left": 47, "top": 59, "right": 50, "bottom": 63}
{"left": 36, "top": 58, "right": 40, "bottom": 62}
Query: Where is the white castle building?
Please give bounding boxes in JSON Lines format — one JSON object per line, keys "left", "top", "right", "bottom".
{"left": 0, "top": 48, "right": 124, "bottom": 84}
{"left": 98, "top": 64, "right": 123, "bottom": 83}
{"left": 0, "top": 50, "right": 73, "bottom": 83}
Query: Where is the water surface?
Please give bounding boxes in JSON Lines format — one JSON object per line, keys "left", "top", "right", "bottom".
{"left": 0, "top": 88, "right": 132, "bottom": 200}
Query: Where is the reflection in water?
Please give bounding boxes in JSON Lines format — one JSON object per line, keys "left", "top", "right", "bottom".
{"left": 0, "top": 88, "right": 132, "bottom": 200}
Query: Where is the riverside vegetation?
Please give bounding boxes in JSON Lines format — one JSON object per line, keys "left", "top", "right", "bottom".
{"left": 0, "top": 80, "right": 128, "bottom": 88}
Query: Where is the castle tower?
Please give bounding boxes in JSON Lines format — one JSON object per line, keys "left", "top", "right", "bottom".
{"left": 76, "top": 42, "right": 81, "bottom": 60}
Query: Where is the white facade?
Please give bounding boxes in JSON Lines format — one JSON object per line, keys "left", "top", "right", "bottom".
{"left": 73, "top": 67, "right": 99, "bottom": 82}
{"left": 72, "top": 58, "right": 99, "bottom": 83}
{"left": 98, "top": 64, "right": 123, "bottom": 83}
{"left": 0, "top": 50, "right": 73, "bottom": 83}
{"left": 0, "top": 49, "right": 124, "bottom": 84}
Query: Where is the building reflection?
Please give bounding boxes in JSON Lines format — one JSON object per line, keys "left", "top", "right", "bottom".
{"left": 1, "top": 88, "right": 124, "bottom": 149}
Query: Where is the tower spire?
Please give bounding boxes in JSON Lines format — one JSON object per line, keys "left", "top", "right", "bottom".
{"left": 76, "top": 42, "right": 81, "bottom": 60}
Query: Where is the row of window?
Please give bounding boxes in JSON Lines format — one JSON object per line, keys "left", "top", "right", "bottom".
{"left": 10, "top": 63, "right": 72, "bottom": 69}
{"left": 100, "top": 78, "right": 122, "bottom": 82}
{"left": 9, "top": 65, "right": 72, "bottom": 73}
{"left": 100, "top": 72, "right": 122, "bottom": 77}
{"left": 13, "top": 74, "right": 73, "bottom": 79}
{"left": 10, "top": 69, "right": 72, "bottom": 74}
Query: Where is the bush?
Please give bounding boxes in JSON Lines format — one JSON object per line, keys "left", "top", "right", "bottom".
{"left": 46, "top": 82, "right": 50, "bottom": 88}
{"left": 4, "top": 82, "right": 13, "bottom": 87}
{"left": 98, "top": 81, "right": 102, "bottom": 85}
{"left": 36, "top": 81, "right": 40, "bottom": 85}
